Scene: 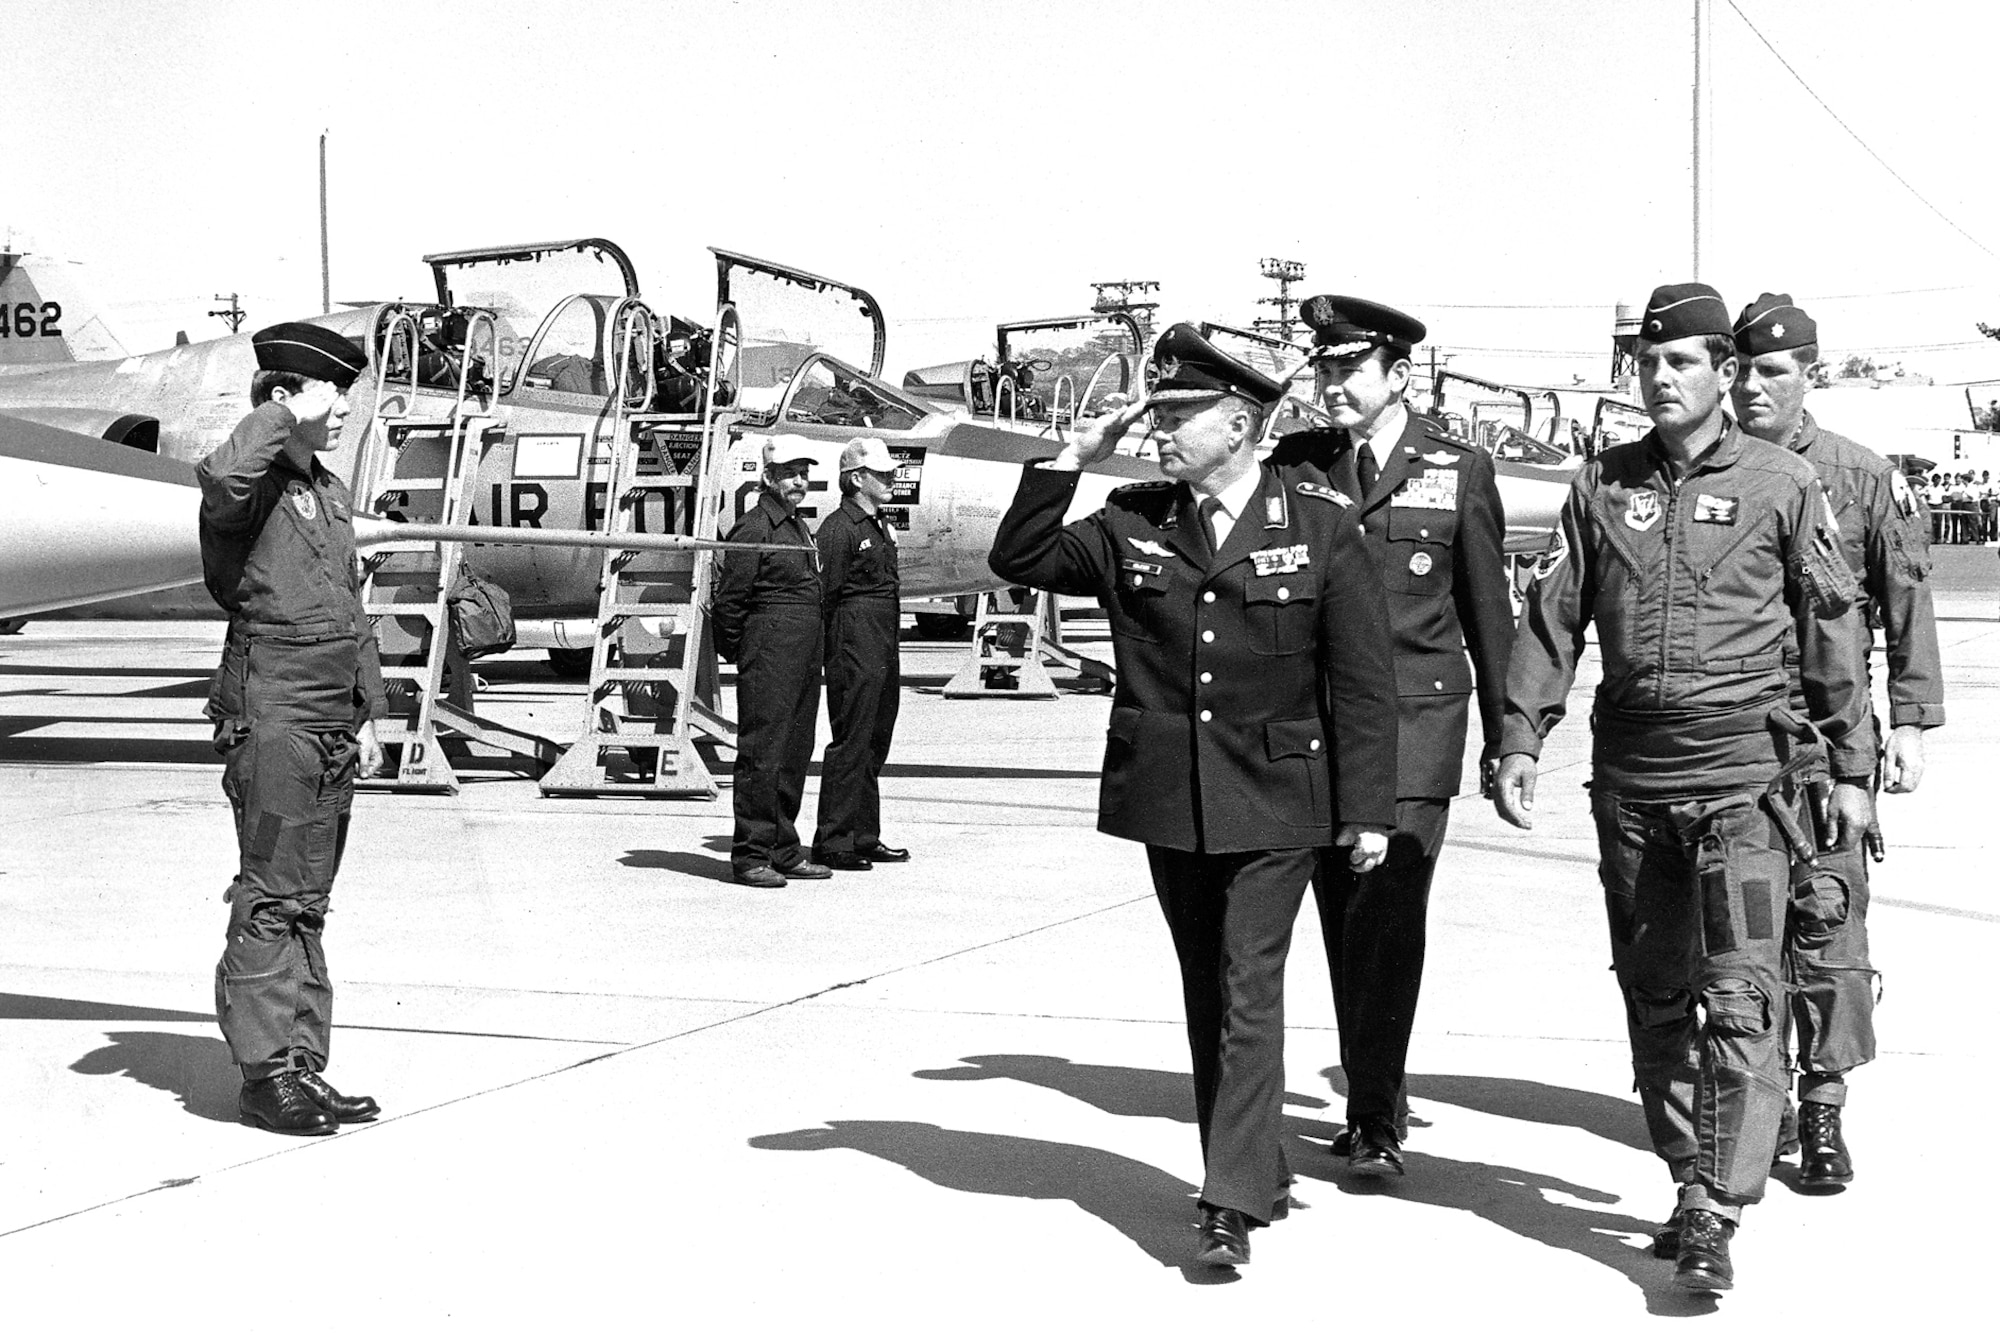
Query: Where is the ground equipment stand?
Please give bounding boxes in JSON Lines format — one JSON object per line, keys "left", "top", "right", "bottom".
{"left": 354, "top": 310, "right": 557, "bottom": 794}
{"left": 941, "top": 588, "right": 1114, "bottom": 698}
{"left": 539, "top": 302, "right": 739, "bottom": 797}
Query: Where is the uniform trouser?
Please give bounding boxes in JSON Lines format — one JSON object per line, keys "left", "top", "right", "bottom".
{"left": 1310, "top": 798, "right": 1450, "bottom": 1130}
{"left": 1147, "top": 844, "right": 1316, "bottom": 1223}
{"left": 732, "top": 605, "right": 823, "bottom": 874}
{"left": 1784, "top": 837, "right": 1876, "bottom": 1105}
{"left": 216, "top": 719, "right": 357, "bottom": 1081}
{"left": 812, "top": 599, "right": 901, "bottom": 858}
{"left": 1592, "top": 788, "right": 1791, "bottom": 1215}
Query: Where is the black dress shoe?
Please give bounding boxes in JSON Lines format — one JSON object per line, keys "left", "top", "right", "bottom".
{"left": 859, "top": 842, "right": 910, "bottom": 862}
{"left": 1798, "top": 1102, "right": 1853, "bottom": 1190}
{"left": 734, "top": 865, "right": 787, "bottom": 888}
{"left": 239, "top": 1072, "right": 337, "bottom": 1136}
{"left": 1345, "top": 1118, "right": 1405, "bottom": 1177}
{"left": 819, "top": 851, "right": 875, "bottom": 871}
{"left": 297, "top": 1070, "right": 381, "bottom": 1123}
{"left": 1672, "top": 1209, "right": 1735, "bottom": 1292}
{"left": 1194, "top": 1205, "right": 1252, "bottom": 1266}
{"left": 1652, "top": 1208, "right": 1684, "bottom": 1259}
{"left": 777, "top": 859, "right": 833, "bottom": 880}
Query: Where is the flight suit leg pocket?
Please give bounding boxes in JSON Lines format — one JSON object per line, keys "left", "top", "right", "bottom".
{"left": 1789, "top": 867, "right": 1851, "bottom": 952}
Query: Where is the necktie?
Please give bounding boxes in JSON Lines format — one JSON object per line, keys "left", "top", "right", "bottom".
{"left": 1357, "top": 444, "right": 1379, "bottom": 499}
{"left": 1197, "top": 496, "right": 1222, "bottom": 558}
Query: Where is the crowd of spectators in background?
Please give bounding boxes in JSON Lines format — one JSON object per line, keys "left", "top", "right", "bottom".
{"left": 1924, "top": 469, "right": 1998, "bottom": 544}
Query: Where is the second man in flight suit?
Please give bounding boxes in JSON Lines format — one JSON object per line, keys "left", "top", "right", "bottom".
{"left": 1266, "top": 296, "right": 1516, "bottom": 1176}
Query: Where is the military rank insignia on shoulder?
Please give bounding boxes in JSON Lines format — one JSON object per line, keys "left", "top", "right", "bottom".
{"left": 1295, "top": 481, "right": 1353, "bottom": 507}
{"left": 1110, "top": 480, "right": 1175, "bottom": 497}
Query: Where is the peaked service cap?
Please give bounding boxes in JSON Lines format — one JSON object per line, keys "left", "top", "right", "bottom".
{"left": 1732, "top": 292, "right": 1818, "bottom": 356}
{"left": 1299, "top": 294, "right": 1427, "bottom": 362}
{"left": 1148, "top": 323, "right": 1285, "bottom": 407}
{"left": 1639, "top": 283, "right": 1733, "bottom": 343}
{"left": 250, "top": 321, "right": 367, "bottom": 389}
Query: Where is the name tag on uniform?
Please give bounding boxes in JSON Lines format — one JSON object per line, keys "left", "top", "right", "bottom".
{"left": 1392, "top": 469, "right": 1459, "bottom": 510}
{"left": 1119, "top": 557, "right": 1164, "bottom": 587}
{"left": 1693, "top": 494, "right": 1740, "bottom": 525}
{"left": 1249, "top": 544, "right": 1309, "bottom": 576}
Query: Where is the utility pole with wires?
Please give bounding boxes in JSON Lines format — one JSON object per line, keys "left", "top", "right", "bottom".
{"left": 1091, "top": 280, "right": 1160, "bottom": 340}
{"left": 1253, "top": 258, "right": 1305, "bottom": 342}
{"left": 209, "top": 292, "right": 246, "bottom": 334}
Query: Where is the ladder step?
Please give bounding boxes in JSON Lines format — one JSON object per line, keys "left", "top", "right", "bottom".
{"left": 364, "top": 604, "right": 443, "bottom": 619}
{"left": 596, "top": 668, "right": 687, "bottom": 684}
{"left": 375, "top": 478, "right": 450, "bottom": 491}
{"left": 576, "top": 728, "right": 692, "bottom": 746}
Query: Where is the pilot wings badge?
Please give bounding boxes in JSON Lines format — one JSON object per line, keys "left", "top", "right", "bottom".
{"left": 289, "top": 486, "right": 318, "bottom": 521}
{"left": 1624, "top": 490, "right": 1662, "bottom": 532}
{"left": 1127, "top": 537, "right": 1176, "bottom": 559}
{"left": 1420, "top": 450, "right": 1457, "bottom": 466}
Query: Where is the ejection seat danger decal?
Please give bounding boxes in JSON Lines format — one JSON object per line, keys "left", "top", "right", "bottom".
{"left": 887, "top": 445, "right": 927, "bottom": 504}
{"left": 513, "top": 434, "right": 585, "bottom": 480}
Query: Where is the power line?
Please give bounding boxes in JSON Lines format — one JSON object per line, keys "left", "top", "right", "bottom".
{"left": 1724, "top": 0, "right": 1998, "bottom": 261}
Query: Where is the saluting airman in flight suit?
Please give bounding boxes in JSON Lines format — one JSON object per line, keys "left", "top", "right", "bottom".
{"left": 199, "top": 321, "right": 387, "bottom": 1137}
{"left": 1494, "top": 284, "right": 1870, "bottom": 1294}
{"left": 1730, "top": 294, "right": 1946, "bottom": 1189}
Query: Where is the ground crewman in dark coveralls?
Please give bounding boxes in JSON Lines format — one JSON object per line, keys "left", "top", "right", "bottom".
{"left": 1493, "top": 284, "right": 1870, "bottom": 1292}
{"left": 1266, "top": 295, "right": 1516, "bottom": 1179}
{"left": 990, "top": 325, "right": 1399, "bottom": 1270}
{"left": 714, "top": 439, "right": 830, "bottom": 888}
{"left": 199, "top": 321, "right": 387, "bottom": 1136}
{"left": 1729, "top": 293, "right": 1945, "bottom": 1189}
{"left": 811, "top": 437, "right": 909, "bottom": 870}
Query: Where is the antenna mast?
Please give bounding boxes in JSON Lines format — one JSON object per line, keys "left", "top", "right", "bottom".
{"left": 1693, "top": 0, "right": 1712, "bottom": 278}
{"left": 319, "top": 131, "right": 331, "bottom": 315}
{"left": 1091, "top": 280, "right": 1160, "bottom": 339}
{"left": 1253, "top": 258, "right": 1306, "bottom": 342}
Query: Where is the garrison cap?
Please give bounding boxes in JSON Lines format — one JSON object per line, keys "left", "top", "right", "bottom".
{"left": 1639, "top": 282, "right": 1733, "bottom": 343}
{"left": 1299, "top": 294, "right": 1426, "bottom": 362}
{"left": 838, "top": 437, "right": 895, "bottom": 473}
{"left": 1149, "top": 322, "right": 1285, "bottom": 407}
{"left": 250, "top": 321, "right": 366, "bottom": 389}
{"left": 1733, "top": 292, "right": 1818, "bottom": 356}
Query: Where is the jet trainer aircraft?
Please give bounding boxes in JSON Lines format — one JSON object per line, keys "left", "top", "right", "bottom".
{"left": 0, "top": 237, "right": 1575, "bottom": 668}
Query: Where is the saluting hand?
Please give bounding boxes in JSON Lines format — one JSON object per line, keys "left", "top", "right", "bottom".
{"left": 1493, "top": 753, "right": 1537, "bottom": 830}
{"left": 1052, "top": 393, "right": 1152, "bottom": 471}
{"left": 1335, "top": 824, "right": 1389, "bottom": 873}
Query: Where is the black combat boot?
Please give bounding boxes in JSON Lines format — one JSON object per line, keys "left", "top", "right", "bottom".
{"left": 1672, "top": 1209, "right": 1735, "bottom": 1292}
{"left": 297, "top": 1070, "right": 381, "bottom": 1123}
{"left": 239, "top": 1072, "right": 337, "bottom": 1136}
{"left": 1798, "top": 1101, "right": 1853, "bottom": 1190}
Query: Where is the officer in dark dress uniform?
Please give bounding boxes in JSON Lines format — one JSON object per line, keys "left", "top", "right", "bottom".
{"left": 1729, "top": 294, "right": 1946, "bottom": 1187}
{"left": 990, "top": 325, "right": 1399, "bottom": 1269}
{"left": 1266, "top": 296, "right": 1516, "bottom": 1177}
{"left": 811, "top": 437, "right": 909, "bottom": 870}
{"left": 714, "top": 440, "right": 831, "bottom": 887}
{"left": 1495, "top": 283, "right": 1871, "bottom": 1292}
{"left": 199, "top": 321, "right": 387, "bottom": 1136}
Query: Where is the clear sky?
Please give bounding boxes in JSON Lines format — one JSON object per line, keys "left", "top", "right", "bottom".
{"left": 6, "top": 0, "right": 1999, "bottom": 386}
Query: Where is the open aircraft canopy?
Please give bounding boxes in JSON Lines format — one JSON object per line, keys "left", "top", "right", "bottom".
{"left": 712, "top": 248, "right": 885, "bottom": 383}
{"left": 425, "top": 238, "right": 640, "bottom": 312}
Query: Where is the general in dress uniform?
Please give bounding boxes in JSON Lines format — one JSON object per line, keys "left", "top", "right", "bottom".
{"left": 989, "top": 325, "right": 1399, "bottom": 1268}
{"left": 1265, "top": 295, "right": 1516, "bottom": 1177}
{"left": 1730, "top": 294, "right": 1945, "bottom": 1188}
{"left": 199, "top": 321, "right": 387, "bottom": 1136}
{"left": 1494, "top": 284, "right": 1871, "bottom": 1292}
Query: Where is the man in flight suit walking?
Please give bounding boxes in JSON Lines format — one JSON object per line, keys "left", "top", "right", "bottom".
{"left": 199, "top": 321, "right": 387, "bottom": 1136}
{"left": 714, "top": 440, "right": 831, "bottom": 888}
{"left": 1729, "top": 294, "right": 1945, "bottom": 1187}
{"left": 1493, "top": 284, "right": 1870, "bottom": 1291}
{"left": 811, "top": 437, "right": 909, "bottom": 870}
{"left": 990, "top": 326, "right": 1399, "bottom": 1269}
{"left": 1266, "top": 295, "right": 1516, "bottom": 1176}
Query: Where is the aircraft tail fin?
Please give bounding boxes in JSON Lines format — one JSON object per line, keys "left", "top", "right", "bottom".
{"left": 0, "top": 249, "right": 129, "bottom": 366}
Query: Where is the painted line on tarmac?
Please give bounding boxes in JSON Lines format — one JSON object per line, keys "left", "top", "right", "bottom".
{"left": 1872, "top": 896, "right": 2000, "bottom": 923}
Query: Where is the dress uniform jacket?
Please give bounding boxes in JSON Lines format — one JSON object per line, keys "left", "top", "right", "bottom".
{"left": 1268, "top": 411, "right": 1515, "bottom": 795}
{"left": 1503, "top": 423, "right": 1870, "bottom": 792}
{"left": 989, "top": 462, "right": 1399, "bottom": 847}
{"left": 196, "top": 400, "right": 386, "bottom": 1080}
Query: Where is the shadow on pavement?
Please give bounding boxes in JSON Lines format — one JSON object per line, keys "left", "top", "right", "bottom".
{"left": 749, "top": 1120, "right": 1234, "bottom": 1283}
{"left": 904, "top": 1055, "right": 1701, "bottom": 1312}
{"left": 619, "top": 849, "right": 735, "bottom": 881}
{"left": 69, "top": 1030, "right": 240, "bottom": 1124}
{"left": 0, "top": 993, "right": 209, "bottom": 1024}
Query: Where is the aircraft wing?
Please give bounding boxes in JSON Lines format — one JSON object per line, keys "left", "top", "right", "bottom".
{"left": 0, "top": 413, "right": 205, "bottom": 618}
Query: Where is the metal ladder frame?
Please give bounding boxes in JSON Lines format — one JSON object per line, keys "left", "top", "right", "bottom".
{"left": 941, "top": 587, "right": 1113, "bottom": 698}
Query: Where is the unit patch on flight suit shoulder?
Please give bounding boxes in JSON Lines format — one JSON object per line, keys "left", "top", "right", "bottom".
{"left": 1249, "top": 545, "right": 1310, "bottom": 576}
{"left": 859, "top": 538, "right": 873, "bottom": 551}
{"left": 1127, "top": 536, "right": 1176, "bottom": 559}
{"left": 289, "top": 485, "right": 317, "bottom": 521}
{"left": 1532, "top": 526, "right": 1569, "bottom": 580}
{"left": 1889, "top": 469, "right": 1917, "bottom": 519}
{"left": 1295, "top": 481, "right": 1352, "bottom": 507}
{"left": 1625, "top": 490, "right": 1662, "bottom": 531}
{"left": 1693, "top": 494, "right": 1739, "bottom": 525}
{"left": 1393, "top": 469, "right": 1459, "bottom": 511}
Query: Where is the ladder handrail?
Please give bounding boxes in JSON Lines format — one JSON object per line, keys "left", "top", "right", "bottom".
{"left": 452, "top": 309, "right": 500, "bottom": 420}
{"left": 991, "top": 374, "right": 1017, "bottom": 427}
{"left": 1048, "top": 373, "right": 1075, "bottom": 442}
{"left": 1077, "top": 352, "right": 1129, "bottom": 420}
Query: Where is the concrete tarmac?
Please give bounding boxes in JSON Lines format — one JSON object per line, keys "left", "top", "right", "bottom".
{"left": 3, "top": 555, "right": 1996, "bottom": 1329}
